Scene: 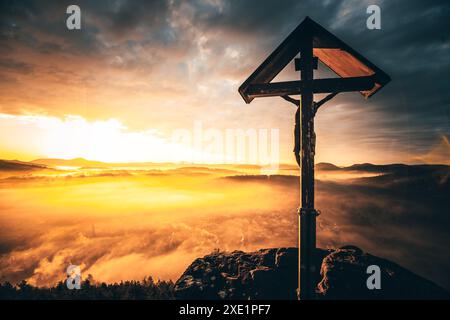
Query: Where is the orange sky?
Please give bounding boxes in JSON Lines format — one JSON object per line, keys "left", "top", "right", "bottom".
{"left": 0, "top": 1, "right": 448, "bottom": 166}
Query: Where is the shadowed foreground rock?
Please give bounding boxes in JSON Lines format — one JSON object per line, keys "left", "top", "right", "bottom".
{"left": 174, "top": 246, "right": 449, "bottom": 300}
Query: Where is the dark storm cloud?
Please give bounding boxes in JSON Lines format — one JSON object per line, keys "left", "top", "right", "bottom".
{"left": 0, "top": 58, "right": 34, "bottom": 74}
{"left": 87, "top": 0, "right": 170, "bottom": 35}
{"left": 348, "top": 1, "right": 450, "bottom": 149}
{"left": 0, "top": 1, "right": 100, "bottom": 55}
{"left": 0, "top": 0, "right": 172, "bottom": 58}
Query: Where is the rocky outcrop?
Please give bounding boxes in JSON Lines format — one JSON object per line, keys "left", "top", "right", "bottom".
{"left": 174, "top": 246, "right": 449, "bottom": 300}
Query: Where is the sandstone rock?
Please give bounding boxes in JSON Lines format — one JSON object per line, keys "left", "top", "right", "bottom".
{"left": 317, "top": 246, "right": 450, "bottom": 299}
{"left": 174, "top": 246, "right": 449, "bottom": 300}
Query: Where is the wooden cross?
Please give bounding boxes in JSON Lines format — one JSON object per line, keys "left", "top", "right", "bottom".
{"left": 238, "top": 17, "right": 390, "bottom": 300}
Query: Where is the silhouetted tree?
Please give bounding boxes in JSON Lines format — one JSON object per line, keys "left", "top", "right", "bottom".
{"left": 0, "top": 276, "right": 175, "bottom": 300}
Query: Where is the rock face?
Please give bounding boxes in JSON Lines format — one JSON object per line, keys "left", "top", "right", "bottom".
{"left": 174, "top": 246, "right": 449, "bottom": 300}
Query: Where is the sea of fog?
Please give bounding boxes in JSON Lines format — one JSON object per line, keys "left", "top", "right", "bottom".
{"left": 0, "top": 164, "right": 449, "bottom": 291}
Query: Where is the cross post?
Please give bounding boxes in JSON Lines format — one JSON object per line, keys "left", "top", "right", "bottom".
{"left": 298, "top": 33, "right": 318, "bottom": 300}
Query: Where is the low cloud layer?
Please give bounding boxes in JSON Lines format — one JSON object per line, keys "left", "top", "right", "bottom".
{"left": 0, "top": 164, "right": 449, "bottom": 291}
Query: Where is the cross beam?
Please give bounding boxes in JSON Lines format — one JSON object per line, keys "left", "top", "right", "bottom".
{"left": 247, "top": 76, "right": 375, "bottom": 99}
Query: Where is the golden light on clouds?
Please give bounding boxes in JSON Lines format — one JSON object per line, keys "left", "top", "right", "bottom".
{"left": 414, "top": 135, "right": 450, "bottom": 165}
{"left": 0, "top": 113, "right": 281, "bottom": 166}
{"left": 0, "top": 113, "right": 196, "bottom": 163}
{"left": 1, "top": 163, "right": 449, "bottom": 288}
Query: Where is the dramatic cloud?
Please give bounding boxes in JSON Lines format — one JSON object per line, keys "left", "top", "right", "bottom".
{"left": 0, "top": 0, "right": 448, "bottom": 164}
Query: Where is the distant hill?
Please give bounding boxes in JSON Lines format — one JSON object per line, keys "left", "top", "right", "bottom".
{"left": 315, "top": 162, "right": 448, "bottom": 175}
{"left": 17, "top": 158, "right": 450, "bottom": 178}
{"left": 315, "top": 162, "right": 408, "bottom": 172}
{"left": 315, "top": 162, "right": 341, "bottom": 171}
{"left": 345, "top": 163, "right": 409, "bottom": 172}
{"left": 31, "top": 158, "right": 108, "bottom": 167}
{"left": 29, "top": 158, "right": 293, "bottom": 171}
{"left": 30, "top": 157, "right": 178, "bottom": 168}
{"left": 0, "top": 160, "right": 46, "bottom": 171}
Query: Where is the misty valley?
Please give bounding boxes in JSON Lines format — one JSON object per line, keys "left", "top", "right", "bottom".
{"left": 0, "top": 159, "right": 449, "bottom": 292}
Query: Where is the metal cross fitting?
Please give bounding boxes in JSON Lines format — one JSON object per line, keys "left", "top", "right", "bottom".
{"left": 298, "top": 208, "right": 320, "bottom": 216}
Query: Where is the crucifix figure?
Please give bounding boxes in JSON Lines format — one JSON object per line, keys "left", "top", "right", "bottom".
{"left": 238, "top": 17, "right": 390, "bottom": 299}
{"left": 283, "top": 92, "right": 338, "bottom": 166}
